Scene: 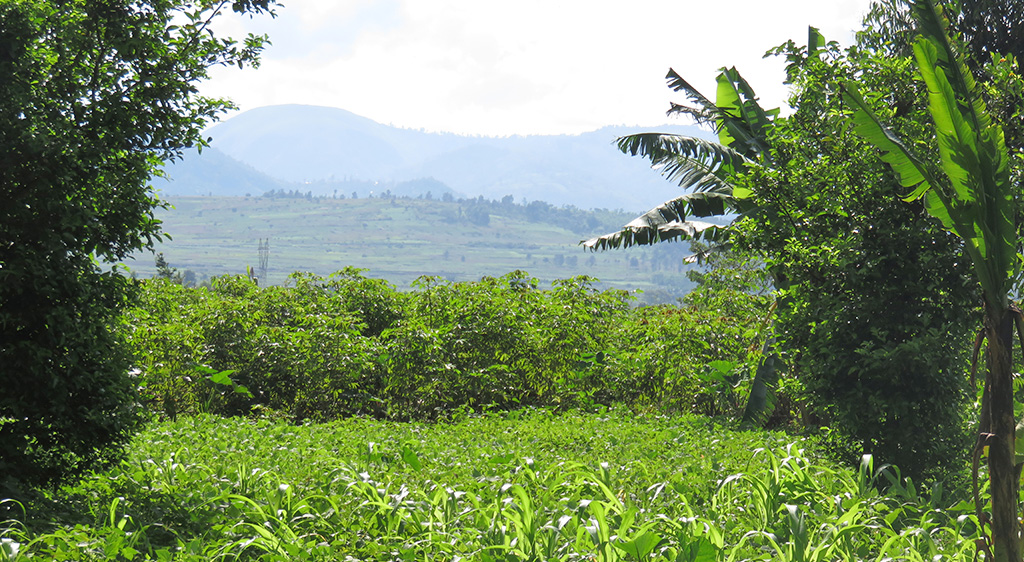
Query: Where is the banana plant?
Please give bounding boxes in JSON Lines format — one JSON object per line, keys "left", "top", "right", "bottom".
{"left": 582, "top": 51, "right": 813, "bottom": 426}
{"left": 581, "top": 66, "right": 779, "bottom": 254}
{"left": 842, "top": 1, "right": 1019, "bottom": 559}
{"left": 587, "top": 27, "right": 862, "bottom": 260}
{"left": 581, "top": 30, "right": 844, "bottom": 256}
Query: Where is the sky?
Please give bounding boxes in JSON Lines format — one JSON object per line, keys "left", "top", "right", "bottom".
{"left": 201, "top": 0, "right": 878, "bottom": 137}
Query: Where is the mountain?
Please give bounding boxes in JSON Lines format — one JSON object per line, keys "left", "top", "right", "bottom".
{"left": 159, "top": 105, "right": 713, "bottom": 212}
{"left": 154, "top": 146, "right": 289, "bottom": 197}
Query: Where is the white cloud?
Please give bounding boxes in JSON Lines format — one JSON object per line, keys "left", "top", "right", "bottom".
{"left": 201, "top": 0, "right": 875, "bottom": 136}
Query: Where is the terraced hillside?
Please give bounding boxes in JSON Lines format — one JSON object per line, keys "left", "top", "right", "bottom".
{"left": 127, "top": 195, "right": 696, "bottom": 302}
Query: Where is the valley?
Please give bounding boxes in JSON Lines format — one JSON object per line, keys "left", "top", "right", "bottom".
{"left": 129, "top": 195, "right": 698, "bottom": 302}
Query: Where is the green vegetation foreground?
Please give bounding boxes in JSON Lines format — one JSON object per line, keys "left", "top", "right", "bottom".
{"left": 1, "top": 410, "right": 979, "bottom": 561}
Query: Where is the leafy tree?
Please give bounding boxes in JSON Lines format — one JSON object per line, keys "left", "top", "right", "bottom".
{"left": 585, "top": 19, "right": 979, "bottom": 483}
{"left": 0, "top": 0, "right": 277, "bottom": 487}
{"left": 862, "top": 0, "right": 1024, "bottom": 154}
{"left": 739, "top": 30, "right": 978, "bottom": 482}
{"left": 465, "top": 203, "right": 491, "bottom": 226}
{"left": 862, "top": 0, "right": 1023, "bottom": 62}
{"left": 954, "top": 0, "right": 1023, "bottom": 68}
{"left": 844, "top": 0, "right": 1020, "bottom": 558}
{"left": 581, "top": 66, "right": 785, "bottom": 425}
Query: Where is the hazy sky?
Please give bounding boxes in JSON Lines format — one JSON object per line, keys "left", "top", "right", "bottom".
{"left": 203, "top": 0, "right": 877, "bottom": 137}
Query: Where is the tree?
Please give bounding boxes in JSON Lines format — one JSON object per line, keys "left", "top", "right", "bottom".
{"left": 951, "top": 0, "right": 1023, "bottom": 69}
{"left": 585, "top": 62, "right": 800, "bottom": 433}
{"left": 0, "top": 0, "right": 277, "bottom": 487}
{"left": 739, "top": 30, "right": 978, "bottom": 482}
{"left": 584, "top": 22, "right": 980, "bottom": 483}
{"left": 581, "top": 65, "right": 777, "bottom": 254}
{"left": 861, "top": 0, "right": 1023, "bottom": 65}
{"left": 154, "top": 252, "right": 182, "bottom": 283}
{"left": 465, "top": 203, "right": 490, "bottom": 226}
{"left": 844, "top": 1, "right": 1019, "bottom": 558}
{"left": 862, "top": 0, "right": 1024, "bottom": 158}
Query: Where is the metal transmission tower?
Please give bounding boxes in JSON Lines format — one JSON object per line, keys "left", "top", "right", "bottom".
{"left": 257, "top": 238, "right": 269, "bottom": 285}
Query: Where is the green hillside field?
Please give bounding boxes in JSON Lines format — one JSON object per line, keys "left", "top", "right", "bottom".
{"left": 125, "top": 195, "right": 697, "bottom": 302}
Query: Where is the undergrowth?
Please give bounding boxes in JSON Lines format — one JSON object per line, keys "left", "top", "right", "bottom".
{"left": 1, "top": 409, "right": 978, "bottom": 561}
{"left": 122, "top": 269, "right": 771, "bottom": 424}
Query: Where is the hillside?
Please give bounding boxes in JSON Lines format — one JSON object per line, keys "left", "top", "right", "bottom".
{"left": 154, "top": 146, "right": 290, "bottom": 197}
{"left": 127, "top": 195, "right": 698, "bottom": 303}
{"left": 159, "top": 105, "right": 713, "bottom": 212}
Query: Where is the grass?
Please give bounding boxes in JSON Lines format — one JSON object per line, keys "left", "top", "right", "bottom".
{"left": 1, "top": 409, "right": 979, "bottom": 561}
{"left": 124, "top": 196, "right": 696, "bottom": 302}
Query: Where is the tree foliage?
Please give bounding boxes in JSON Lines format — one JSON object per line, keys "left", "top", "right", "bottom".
{"left": 844, "top": 0, "right": 1021, "bottom": 557}
{"left": 581, "top": 68, "right": 778, "bottom": 253}
{"left": 731, "top": 25, "right": 981, "bottom": 484}
{"left": 121, "top": 269, "right": 769, "bottom": 422}
{"left": 585, "top": 15, "right": 982, "bottom": 484}
{"left": 0, "top": 0, "right": 276, "bottom": 487}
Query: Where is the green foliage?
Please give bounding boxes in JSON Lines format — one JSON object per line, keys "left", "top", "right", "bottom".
{"left": 0, "top": 265, "right": 141, "bottom": 490}
{"left": 951, "top": 0, "right": 1024, "bottom": 78}
{"left": 389, "top": 272, "right": 634, "bottom": 416}
{"left": 583, "top": 29, "right": 977, "bottom": 486}
{"left": 582, "top": 67, "right": 776, "bottom": 253}
{"left": 0, "top": 0, "right": 275, "bottom": 487}
{"left": 845, "top": 2, "right": 1016, "bottom": 312}
{"left": 325, "top": 267, "right": 407, "bottom": 338}
{"left": 0, "top": 411, "right": 981, "bottom": 560}
{"left": 733, "top": 28, "right": 980, "bottom": 483}
{"left": 609, "top": 252, "right": 773, "bottom": 418}
{"left": 845, "top": 2, "right": 1022, "bottom": 558}
{"left": 122, "top": 268, "right": 768, "bottom": 422}
{"left": 580, "top": 64, "right": 789, "bottom": 428}
{"left": 124, "top": 272, "right": 383, "bottom": 421}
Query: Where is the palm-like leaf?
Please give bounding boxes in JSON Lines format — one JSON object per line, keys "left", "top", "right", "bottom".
{"left": 664, "top": 67, "right": 779, "bottom": 161}
{"left": 581, "top": 135, "right": 743, "bottom": 251}
{"left": 582, "top": 68, "right": 775, "bottom": 252}
{"left": 583, "top": 55, "right": 804, "bottom": 429}
{"left": 842, "top": 86, "right": 937, "bottom": 190}
{"left": 844, "top": 0, "right": 1015, "bottom": 310}
{"left": 616, "top": 133, "right": 751, "bottom": 201}
{"left": 581, "top": 194, "right": 730, "bottom": 251}
{"left": 713, "top": 67, "right": 778, "bottom": 158}
{"left": 665, "top": 69, "right": 719, "bottom": 127}
{"left": 845, "top": 2, "right": 1018, "bottom": 557}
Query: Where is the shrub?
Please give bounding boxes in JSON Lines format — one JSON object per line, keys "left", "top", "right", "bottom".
{"left": 123, "top": 273, "right": 384, "bottom": 421}
{"left": 123, "top": 268, "right": 773, "bottom": 423}
{"left": 380, "top": 272, "right": 633, "bottom": 418}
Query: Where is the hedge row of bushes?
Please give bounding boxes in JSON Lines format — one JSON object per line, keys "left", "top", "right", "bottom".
{"left": 120, "top": 268, "right": 771, "bottom": 422}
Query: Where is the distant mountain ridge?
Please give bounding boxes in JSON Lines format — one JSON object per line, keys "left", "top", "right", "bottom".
{"left": 158, "top": 104, "right": 713, "bottom": 212}
{"left": 155, "top": 146, "right": 288, "bottom": 197}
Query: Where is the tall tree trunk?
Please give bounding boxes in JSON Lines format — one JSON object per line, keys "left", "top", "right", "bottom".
{"left": 987, "top": 306, "right": 1020, "bottom": 562}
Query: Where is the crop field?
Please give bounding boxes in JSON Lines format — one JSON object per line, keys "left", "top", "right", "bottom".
{"left": 8, "top": 0, "right": 1022, "bottom": 560}
{"left": 124, "top": 196, "right": 696, "bottom": 301}
{"left": 1, "top": 410, "right": 978, "bottom": 561}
